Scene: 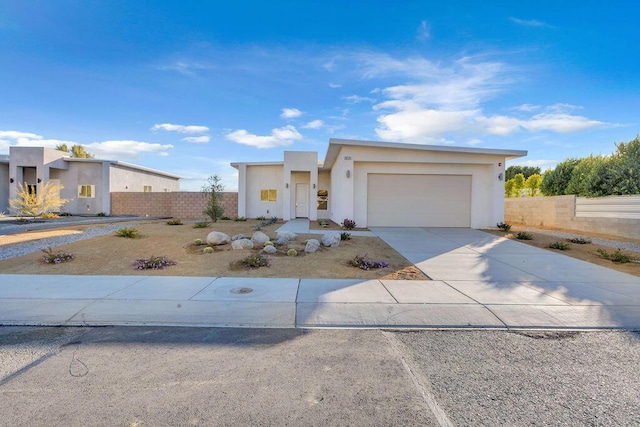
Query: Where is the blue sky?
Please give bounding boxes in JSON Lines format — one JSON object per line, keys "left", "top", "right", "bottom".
{"left": 1, "top": 1, "right": 638, "bottom": 191}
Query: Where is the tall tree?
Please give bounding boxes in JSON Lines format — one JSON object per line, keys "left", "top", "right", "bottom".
{"left": 55, "top": 143, "right": 69, "bottom": 153}
{"left": 540, "top": 158, "right": 580, "bottom": 196}
{"left": 505, "top": 165, "right": 541, "bottom": 181}
{"left": 201, "top": 175, "right": 225, "bottom": 222}
{"left": 524, "top": 174, "right": 542, "bottom": 197}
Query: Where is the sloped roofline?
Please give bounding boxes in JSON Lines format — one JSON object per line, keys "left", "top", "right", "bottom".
{"left": 64, "top": 158, "right": 181, "bottom": 179}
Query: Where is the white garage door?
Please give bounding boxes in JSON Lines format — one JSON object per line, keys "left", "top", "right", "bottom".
{"left": 367, "top": 174, "right": 471, "bottom": 227}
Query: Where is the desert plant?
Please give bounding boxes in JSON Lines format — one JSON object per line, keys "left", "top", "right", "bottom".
{"left": 132, "top": 256, "right": 177, "bottom": 270}
{"left": 264, "top": 241, "right": 274, "bottom": 247}
{"left": 341, "top": 218, "right": 356, "bottom": 230}
{"left": 115, "top": 227, "right": 140, "bottom": 238}
{"left": 340, "top": 232, "right": 351, "bottom": 241}
{"left": 318, "top": 219, "right": 329, "bottom": 228}
{"left": 167, "top": 219, "right": 183, "bottom": 225}
{"left": 97, "top": 212, "right": 107, "bottom": 217}
{"left": 234, "top": 216, "right": 247, "bottom": 221}
{"left": 516, "top": 231, "right": 533, "bottom": 240}
{"left": 255, "top": 216, "right": 267, "bottom": 220}
{"left": 41, "top": 247, "right": 74, "bottom": 264}
{"left": 568, "top": 236, "right": 592, "bottom": 244}
{"left": 220, "top": 216, "right": 231, "bottom": 220}
{"left": 242, "top": 253, "right": 270, "bottom": 269}
{"left": 596, "top": 248, "right": 633, "bottom": 263}
{"left": 202, "top": 174, "right": 225, "bottom": 222}
{"left": 350, "top": 254, "right": 389, "bottom": 270}
{"left": 9, "top": 181, "right": 71, "bottom": 219}
{"left": 194, "top": 238, "right": 203, "bottom": 245}
{"left": 287, "top": 248, "right": 298, "bottom": 257}
{"left": 549, "top": 242, "right": 570, "bottom": 250}
{"left": 203, "top": 247, "right": 214, "bottom": 254}
{"left": 192, "top": 221, "right": 210, "bottom": 229}
{"left": 496, "top": 222, "right": 512, "bottom": 232}
{"left": 40, "top": 212, "right": 60, "bottom": 219}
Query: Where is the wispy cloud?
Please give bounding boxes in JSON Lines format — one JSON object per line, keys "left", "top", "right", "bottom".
{"left": 343, "top": 95, "right": 376, "bottom": 104}
{"left": 510, "top": 17, "right": 549, "bottom": 28}
{"left": 302, "top": 120, "right": 324, "bottom": 129}
{"left": 225, "top": 125, "right": 303, "bottom": 149}
{"left": 328, "top": 82, "right": 342, "bottom": 88}
{"left": 511, "top": 103, "right": 541, "bottom": 112}
{"left": 281, "top": 108, "right": 303, "bottom": 119}
{"left": 151, "top": 123, "right": 209, "bottom": 134}
{"left": 416, "top": 20, "right": 430, "bottom": 42}
{"left": 86, "top": 140, "right": 174, "bottom": 159}
{"left": 182, "top": 136, "right": 210, "bottom": 143}
{"left": 156, "top": 61, "right": 214, "bottom": 77}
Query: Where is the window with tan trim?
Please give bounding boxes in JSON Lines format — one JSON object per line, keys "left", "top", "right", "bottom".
{"left": 78, "top": 185, "right": 95, "bottom": 198}
{"left": 143, "top": 185, "right": 152, "bottom": 192}
{"left": 260, "top": 189, "right": 277, "bottom": 202}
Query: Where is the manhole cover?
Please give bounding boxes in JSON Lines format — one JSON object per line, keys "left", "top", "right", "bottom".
{"left": 230, "top": 287, "right": 254, "bottom": 294}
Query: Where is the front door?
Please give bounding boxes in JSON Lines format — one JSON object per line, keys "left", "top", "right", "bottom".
{"left": 295, "top": 184, "right": 309, "bottom": 218}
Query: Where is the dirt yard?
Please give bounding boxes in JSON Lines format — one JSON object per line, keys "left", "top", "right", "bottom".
{"left": 0, "top": 219, "right": 427, "bottom": 280}
{"left": 482, "top": 228, "right": 640, "bottom": 277}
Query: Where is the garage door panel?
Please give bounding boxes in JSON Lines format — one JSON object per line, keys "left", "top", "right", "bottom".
{"left": 367, "top": 174, "right": 471, "bottom": 227}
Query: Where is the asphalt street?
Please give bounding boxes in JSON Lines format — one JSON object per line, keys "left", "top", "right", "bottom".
{"left": 0, "top": 326, "right": 638, "bottom": 426}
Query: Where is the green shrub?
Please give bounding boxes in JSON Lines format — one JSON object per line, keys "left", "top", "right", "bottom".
{"left": 568, "top": 236, "right": 592, "bottom": 244}
{"left": 549, "top": 242, "right": 570, "bottom": 250}
{"left": 340, "top": 232, "right": 351, "bottom": 241}
{"left": 115, "top": 227, "right": 140, "bottom": 238}
{"left": 41, "top": 247, "right": 74, "bottom": 264}
{"left": 597, "top": 248, "right": 633, "bottom": 263}
{"left": 242, "top": 253, "right": 270, "bottom": 269}
{"left": 97, "top": 212, "right": 107, "bottom": 217}
{"left": 194, "top": 238, "right": 203, "bottom": 245}
{"left": 287, "top": 248, "right": 298, "bottom": 257}
{"left": 264, "top": 241, "right": 274, "bottom": 247}
{"left": 516, "top": 231, "right": 533, "bottom": 240}
{"left": 203, "top": 247, "right": 214, "bottom": 254}
{"left": 167, "top": 219, "right": 183, "bottom": 225}
{"left": 220, "top": 216, "right": 231, "bottom": 220}
{"left": 496, "top": 222, "right": 512, "bottom": 232}
{"left": 192, "top": 221, "right": 210, "bottom": 229}
{"left": 318, "top": 219, "right": 330, "bottom": 228}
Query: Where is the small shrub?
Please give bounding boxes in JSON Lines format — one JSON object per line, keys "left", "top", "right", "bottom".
{"left": 115, "top": 227, "right": 139, "bottom": 238}
{"left": 242, "top": 253, "right": 270, "bottom": 269}
{"left": 549, "top": 242, "right": 570, "bottom": 250}
{"left": 167, "top": 219, "right": 183, "bottom": 225}
{"left": 234, "top": 216, "right": 247, "bottom": 221}
{"left": 516, "top": 231, "right": 533, "bottom": 240}
{"left": 203, "top": 247, "right": 214, "bottom": 254}
{"left": 264, "top": 241, "right": 274, "bottom": 247}
{"left": 132, "top": 256, "right": 177, "bottom": 270}
{"left": 96, "top": 212, "right": 107, "bottom": 217}
{"left": 350, "top": 254, "right": 389, "bottom": 270}
{"left": 341, "top": 218, "right": 356, "bottom": 230}
{"left": 318, "top": 219, "right": 330, "bottom": 228}
{"left": 40, "top": 212, "right": 60, "bottom": 219}
{"left": 255, "top": 216, "right": 267, "bottom": 220}
{"left": 340, "top": 232, "right": 351, "bottom": 241}
{"left": 192, "top": 221, "right": 210, "bottom": 229}
{"left": 194, "top": 238, "right": 203, "bottom": 245}
{"left": 496, "top": 222, "right": 512, "bottom": 232}
{"left": 220, "top": 216, "right": 231, "bottom": 220}
{"left": 287, "top": 248, "right": 298, "bottom": 257}
{"left": 41, "top": 247, "right": 74, "bottom": 264}
{"left": 597, "top": 248, "right": 633, "bottom": 263}
{"left": 568, "top": 236, "right": 592, "bottom": 244}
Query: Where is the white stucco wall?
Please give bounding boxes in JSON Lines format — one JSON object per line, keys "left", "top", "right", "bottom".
{"left": 283, "top": 151, "right": 318, "bottom": 220}
{"left": 244, "top": 165, "right": 284, "bottom": 218}
{"left": 109, "top": 165, "right": 180, "bottom": 192}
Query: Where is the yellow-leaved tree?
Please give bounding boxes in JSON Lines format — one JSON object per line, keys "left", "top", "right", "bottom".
{"left": 9, "top": 181, "right": 71, "bottom": 219}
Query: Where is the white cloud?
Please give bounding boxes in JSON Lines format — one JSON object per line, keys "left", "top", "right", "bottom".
{"left": 302, "top": 120, "right": 324, "bottom": 129}
{"left": 376, "top": 105, "right": 477, "bottom": 141}
{"left": 510, "top": 159, "right": 558, "bottom": 171}
{"left": 280, "top": 108, "right": 303, "bottom": 119}
{"left": 343, "top": 95, "right": 376, "bottom": 104}
{"left": 85, "top": 140, "right": 174, "bottom": 159}
{"left": 476, "top": 115, "right": 523, "bottom": 136}
{"left": 523, "top": 113, "right": 605, "bottom": 133}
{"left": 416, "top": 20, "right": 430, "bottom": 42}
{"left": 182, "top": 135, "right": 210, "bottom": 144}
{"left": 512, "top": 104, "right": 541, "bottom": 112}
{"left": 225, "top": 125, "right": 303, "bottom": 149}
{"left": 0, "top": 130, "right": 42, "bottom": 140}
{"left": 328, "top": 83, "right": 342, "bottom": 88}
{"left": 510, "top": 17, "right": 549, "bottom": 27}
{"left": 151, "top": 123, "right": 209, "bottom": 134}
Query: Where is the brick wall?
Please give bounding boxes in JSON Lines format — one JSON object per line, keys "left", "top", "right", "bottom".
{"left": 505, "top": 195, "right": 640, "bottom": 240}
{"left": 111, "top": 192, "right": 238, "bottom": 220}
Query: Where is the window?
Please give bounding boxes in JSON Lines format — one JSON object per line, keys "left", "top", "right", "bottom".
{"left": 143, "top": 185, "right": 152, "bottom": 192}
{"left": 317, "top": 189, "right": 328, "bottom": 210}
{"left": 27, "top": 184, "right": 37, "bottom": 196}
{"left": 260, "top": 189, "right": 277, "bottom": 202}
{"left": 78, "top": 185, "right": 95, "bottom": 198}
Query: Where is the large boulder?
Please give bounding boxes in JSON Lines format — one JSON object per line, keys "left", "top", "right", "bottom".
{"left": 263, "top": 245, "right": 277, "bottom": 254}
{"left": 251, "top": 231, "right": 270, "bottom": 244}
{"left": 276, "top": 230, "right": 297, "bottom": 241}
{"left": 206, "top": 231, "right": 231, "bottom": 246}
{"left": 231, "top": 239, "right": 254, "bottom": 250}
{"left": 305, "top": 239, "right": 320, "bottom": 253}
{"left": 321, "top": 232, "right": 341, "bottom": 248}
{"left": 275, "top": 236, "right": 289, "bottom": 246}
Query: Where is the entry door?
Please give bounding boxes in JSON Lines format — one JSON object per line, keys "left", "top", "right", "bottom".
{"left": 295, "top": 184, "right": 309, "bottom": 218}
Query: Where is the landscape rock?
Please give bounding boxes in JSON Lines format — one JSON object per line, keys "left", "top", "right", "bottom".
{"left": 206, "top": 231, "right": 231, "bottom": 246}
{"left": 231, "top": 234, "right": 246, "bottom": 241}
{"left": 321, "top": 232, "right": 341, "bottom": 248}
{"left": 305, "top": 239, "right": 320, "bottom": 253}
{"left": 275, "top": 236, "right": 289, "bottom": 246}
{"left": 262, "top": 244, "right": 277, "bottom": 254}
{"left": 251, "top": 231, "right": 270, "bottom": 244}
{"left": 276, "top": 230, "right": 297, "bottom": 241}
{"left": 231, "top": 239, "right": 254, "bottom": 250}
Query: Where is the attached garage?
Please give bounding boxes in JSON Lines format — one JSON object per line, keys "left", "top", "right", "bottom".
{"left": 367, "top": 174, "right": 472, "bottom": 227}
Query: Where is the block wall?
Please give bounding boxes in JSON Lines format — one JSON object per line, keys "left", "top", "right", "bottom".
{"left": 111, "top": 192, "right": 238, "bottom": 219}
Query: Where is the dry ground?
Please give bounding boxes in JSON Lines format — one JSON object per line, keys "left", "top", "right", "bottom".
{"left": 0, "top": 219, "right": 427, "bottom": 280}
{"left": 482, "top": 227, "right": 640, "bottom": 277}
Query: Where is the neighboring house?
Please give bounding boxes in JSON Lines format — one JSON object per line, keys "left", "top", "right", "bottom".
{"left": 0, "top": 146, "right": 180, "bottom": 215}
{"left": 232, "top": 138, "right": 527, "bottom": 228}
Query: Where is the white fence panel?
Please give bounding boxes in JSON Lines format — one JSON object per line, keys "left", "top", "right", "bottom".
{"left": 575, "top": 195, "right": 640, "bottom": 219}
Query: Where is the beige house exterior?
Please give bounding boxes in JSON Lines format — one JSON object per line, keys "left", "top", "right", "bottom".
{"left": 232, "top": 138, "right": 527, "bottom": 228}
{"left": 0, "top": 146, "right": 180, "bottom": 215}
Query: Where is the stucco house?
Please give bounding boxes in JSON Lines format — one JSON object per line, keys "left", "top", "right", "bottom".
{"left": 232, "top": 138, "right": 527, "bottom": 228}
{"left": 0, "top": 146, "right": 180, "bottom": 215}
